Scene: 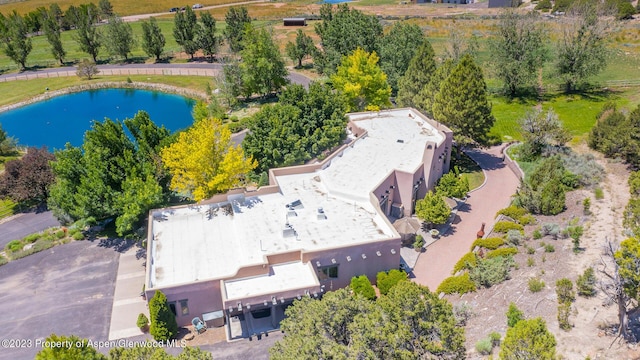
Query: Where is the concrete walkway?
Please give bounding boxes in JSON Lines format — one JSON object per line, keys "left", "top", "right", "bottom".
{"left": 412, "top": 146, "right": 521, "bottom": 291}
{"left": 108, "top": 245, "right": 150, "bottom": 340}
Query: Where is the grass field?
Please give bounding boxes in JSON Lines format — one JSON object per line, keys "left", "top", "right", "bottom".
{"left": 451, "top": 151, "right": 484, "bottom": 191}
{"left": 0, "top": 198, "right": 16, "bottom": 220}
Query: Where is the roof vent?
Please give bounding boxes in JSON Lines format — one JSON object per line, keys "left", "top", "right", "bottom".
{"left": 283, "top": 223, "right": 297, "bottom": 238}
{"left": 397, "top": 139, "right": 404, "bottom": 143}
{"left": 286, "top": 199, "right": 303, "bottom": 209}
{"left": 287, "top": 209, "right": 297, "bottom": 217}
{"left": 317, "top": 207, "right": 327, "bottom": 220}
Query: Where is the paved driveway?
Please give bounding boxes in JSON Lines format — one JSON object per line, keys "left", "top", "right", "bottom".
{"left": 412, "top": 146, "right": 521, "bottom": 291}
{"left": 0, "top": 240, "right": 120, "bottom": 360}
{"left": 0, "top": 211, "right": 60, "bottom": 249}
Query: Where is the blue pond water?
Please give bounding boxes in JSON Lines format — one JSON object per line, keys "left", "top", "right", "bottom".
{"left": 0, "top": 88, "right": 195, "bottom": 151}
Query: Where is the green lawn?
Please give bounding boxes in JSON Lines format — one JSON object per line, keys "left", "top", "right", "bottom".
{"left": 0, "top": 198, "right": 16, "bottom": 220}
{"left": 451, "top": 151, "right": 484, "bottom": 191}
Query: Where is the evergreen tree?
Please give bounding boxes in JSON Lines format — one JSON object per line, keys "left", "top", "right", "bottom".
{"left": 196, "top": 12, "right": 220, "bottom": 62}
{"left": 396, "top": 40, "right": 436, "bottom": 112}
{"left": 0, "top": 11, "right": 32, "bottom": 70}
{"left": 419, "top": 59, "right": 455, "bottom": 118}
{"left": 173, "top": 6, "right": 198, "bottom": 59}
{"left": 141, "top": 17, "right": 165, "bottom": 62}
{"left": 350, "top": 275, "right": 376, "bottom": 300}
{"left": 378, "top": 22, "right": 425, "bottom": 94}
{"left": 285, "top": 29, "right": 315, "bottom": 68}
{"left": 223, "top": 6, "right": 251, "bottom": 53}
{"left": 149, "top": 290, "right": 178, "bottom": 342}
{"left": 35, "top": 334, "right": 106, "bottom": 360}
{"left": 376, "top": 269, "right": 407, "bottom": 296}
{"left": 73, "top": 4, "right": 101, "bottom": 62}
{"left": 239, "top": 26, "right": 288, "bottom": 98}
{"left": 489, "top": 10, "right": 549, "bottom": 96}
{"left": 415, "top": 191, "right": 451, "bottom": 229}
{"left": 43, "top": 5, "right": 65, "bottom": 65}
{"left": 500, "top": 318, "right": 556, "bottom": 360}
{"left": 104, "top": 15, "right": 135, "bottom": 60}
{"left": 432, "top": 54, "right": 495, "bottom": 146}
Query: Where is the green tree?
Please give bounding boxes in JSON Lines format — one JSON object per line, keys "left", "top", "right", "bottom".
{"left": 43, "top": 5, "right": 66, "bottom": 65}
{"left": 331, "top": 48, "right": 391, "bottom": 112}
{"left": 443, "top": 27, "right": 478, "bottom": 63}
{"left": 0, "top": 11, "right": 33, "bottom": 70}
{"left": 35, "top": 334, "right": 106, "bottom": 360}
{"left": 217, "top": 62, "right": 243, "bottom": 108}
{"left": 104, "top": 15, "right": 135, "bottom": 60}
{"left": 141, "top": 17, "right": 165, "bottom": 62}
{"left": 556, "top": 2, "right": 613, "bottom": 92}
{"left": 350, "top": 275, "right": 376, "bottom": 300}
{"left": 376, "top": 269, "right": 407, "bottom": 296}
{"left": 415, "top": 191, "right": 451, "bottom": 229}
{"left": 161, "top": 117, "right": 256, "bottom": 201}
{"left": 196, "top": 12, "right": 220, "bottom": 62}
{"left": 173, "top": 6, "right": 198, "bottom": 59}
{"left": 0, "top": 147, "right": 55, "bottom": 204}
{"left": 432, "top": 54, "right": 495, "bottom": 146}
{"left": 73, "top": 4, "right": 101, "bottom": 62}
{"left": 436, "top": 169, "right": 470, "bottom": 199}
{"left": 285, "top": 29, "right": 315, "bottom": 68}
{"left": 76, "top": 59, "right": 99, "bottom": 79}
{"left": 506, "top": 302, "right": 524, "bottom": 327}
{"left": 149, "top": 291, "right": 179, "bottom": 342}
{"left": 313, "top": 4, "right": 382, "bottom": 74}
{"left": 98, "top": 0, "right": 114, "bottom": 19}
{"left": 223, "top": 6, "right": 251, "bottom": 53}
{"left": 500, "top": 318, "right": 557, "bottom": 360}
{"left": 614, "top": 238, "right": 640, "bottom": 305}
{"left": 396, "top": 39, "right": 437, "bottom": 111}
{"left": 519, "top": 108, "right": 570, "bottom": 160}
{"left": 420, "top": 59, "right": 455, "bottom": 118}
{"left": 489, "top": 10, "right": 549, "bottom": 96}
{"left": 378, "top": 22, "right": 425, "bottom": 93}
{"left": 239, "top": 26, "right": 288, "bottom": 98}
{"left": 577, "top": 267, "right": 597, "bottom": 297}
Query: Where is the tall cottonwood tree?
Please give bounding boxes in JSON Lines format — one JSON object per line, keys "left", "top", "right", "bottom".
{"left": 378, "top": 22, "right": 425, "bottom": 93}
{"left": 223, "top": 6, "right": 251, "bottom": 53}
{"left": 173, "top": 6, "right": 198, "bottom": 59}
{"left": 433, "top": 54, "right": 495, "bottom": 146}
{"left": 141, "top": 17, "right": 165, "bottom": 62}
{"left": 0, "top": 11, "right": 33, "bottom": 70}
{"left": 489, "top": 10, "right": 549, "bottom": 96}
{"left": 42, "top": 6, "right": 65, "bottom": 65}
{"left": 197, "top": 12, "right": 220, "bottom": 62}
{"left": 396, "top": 40, "right": 437, "bottom": 112}
{"left": 285, "top": 29, "right": 315, "bottom": 68}
{"left": 73, "top": 4, "right": 101, "bottom": 62}
{"left": 104, "top": 15, "right": 135, "bottom": 60}
{"left": 556, "top": 2, "right": 614, "bottom": 92}
{"left": 239, "top": 26, "right": 288, "bottom": 98}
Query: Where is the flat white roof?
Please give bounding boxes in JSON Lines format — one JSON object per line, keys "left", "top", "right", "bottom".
{"left": 149, "top": 109, "right": 446, "bottom": 288}
{"left": 224, "top": 262, "right": 319, "bottom": 301}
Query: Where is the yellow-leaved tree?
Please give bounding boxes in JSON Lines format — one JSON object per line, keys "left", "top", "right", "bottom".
{"left": 331, "top": 48, "right": 391, "bottom": 112}
{"left": 161, "top": 118, "right": 257, "bottom": 201}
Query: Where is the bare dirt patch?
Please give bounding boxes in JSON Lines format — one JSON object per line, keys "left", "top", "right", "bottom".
{"left": 447, "top": 146, "right": 640, "bottom": 359}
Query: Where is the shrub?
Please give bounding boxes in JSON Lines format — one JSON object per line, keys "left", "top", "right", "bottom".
{"left": 475, "top": 337, "right": 493, "bottom": 355}
{"left": 500, "top": 318, "right": 557, "bottom": 359}
{"left": 453, "top": 302, "right": 474, "bottom": 326}
{"left": 577, "top": 267, "right": 596, "bottom": 297}
{"left": 489, "top": 331, "right": 501, "bottom": 346}
{"left": 436, "top": 170, "right": 470, "bottom": 199}
{"left": 493, "top": 221, "right": 524, "bottom": 233}
{"left": 0, "top": 254, "right": 8, "bottom": 266}
{"left": 376, "top": 269, "right": 407, "bottom": 296}
{"left": 558, "top": 302, "right": 572, "bottom": 331}
{"left": 595, "top": 187, "right": 604, "bottom": 200}
{"left": 528, "top": 278, "right": 545, "bottom": 293}
{"left": 556, "top": 278, "right": 575, "bottom": 304}
{"left": 527, "top": 257, "right": 535, "bottom": 267}
{"left": 583, "top": 198, "right": 591, "bottom": 215}
{"left": 54, "top": 229, "right": 66, "bottom": 239}
{"left": 6, "top": 240, "right": 23, "bottom": 253}
{"left": 413, "top": 234, "right": 425, "bottom": 250}
{"left": 350, "top": 275, "right": 376, "bottom": 300}
{"left": 535, "top": 0, "right": 552, "bottom": 10}
{"left": 9, "top": 238, "right": 55, "bottom": 260}
{"left": 68, "top": 227, "right": 80, "bottom": 236}
{"left": 137, "top": 313, "right": 149, "bottom": 329}
{"left": 559, "top": 151, "right": 604, "bottom": 188}
{"left": 452, "top": 252, "right": 477, "bottom": 274}
{"left": 469, "top": 256, "right": 514, "bottom": 288}
{"left": 544, "top": 243, "right": 555, "bottom": 253}
{"left": 506, "top": 302, "right": 524, "bottom": 327}
{"left": 525, "top": 245, "right": 535, "bottom": 254}
{"left": 149, "top": 290, "right": 178, "bottom": 341}
{"left": 497, "top": 205, "right": 528, "bottom": 221}
{"left": 72, "top": 232, "right": 84, "bottom": 240}
{"left": 506, "top": 230, "right": 524, "bottom": 245}
{"left": 23, "top": 233, "right": 40, "bottom": 243}
{"left": 486, "top": 247, "right": 518, "bottom": 259}
{"left": 541, "top": 223, "right": 561, "bottom": 239}
{"left": 436, "top": 273, "right": 477, "bottom": 295}
{"left": 471, "top": 237, "right": 504, "bottom": 250}
{"left": 533, "top": 229, "right": 542, "bottom": 239}
{"left": 518, "top": 214, "right": 536, "bottom": 226}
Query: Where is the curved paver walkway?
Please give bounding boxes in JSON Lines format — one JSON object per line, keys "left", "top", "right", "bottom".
{"left": 412, "top": 145, "right": 521, "bottom": 291}
{"left": 0, "top": 63, "right": 312, "bottom": 88}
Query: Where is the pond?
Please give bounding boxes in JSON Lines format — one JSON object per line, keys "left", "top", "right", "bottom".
{"left": 0, "top": 88, "right": 196, "bottom": 151}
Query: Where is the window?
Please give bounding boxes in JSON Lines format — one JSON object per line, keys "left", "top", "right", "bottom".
{"left": 168, "top": 302, "right": 177, "bottom": 316}
{"left": 179, "top": 299, "right": 189, "bottom": 316}
{"left": 318, "top": 265, "right": 339, "bottom": 280}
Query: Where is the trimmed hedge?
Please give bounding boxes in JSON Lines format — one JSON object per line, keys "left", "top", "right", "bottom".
{"left": 485, "top": 247, "right": 518, "bottom": 259}
{"left": 492, "top": 221, "right": 524, "bottom": 233}
{"left": 497, "top": 206, "right": 528, "bottom": 220}
{"left": 452, "top": 252, "right": 477, "bottom": 274}
{"left": 437, "top": 273, "right": 477, "bottom": 295}
{"left": 471, "top": 237, "right": 505, "bottom": 250}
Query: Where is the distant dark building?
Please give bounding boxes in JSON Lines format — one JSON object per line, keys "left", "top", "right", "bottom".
{"left": 283, "top": 18, "right": 307, "bottom": 26}
{"left": 488, "top": 0, "right": 521, "bottom": 7}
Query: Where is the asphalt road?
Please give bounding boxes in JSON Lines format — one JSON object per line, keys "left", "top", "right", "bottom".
{"left": 0, "top": 240, "right": 120, "bottom": 360}
{"left": 0, "top": 211, "right": 60, "bottom": 249}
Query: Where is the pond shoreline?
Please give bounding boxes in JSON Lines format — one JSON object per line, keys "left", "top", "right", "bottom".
{"left": 0, "top": 81, "right": 209, "bottom": 114}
